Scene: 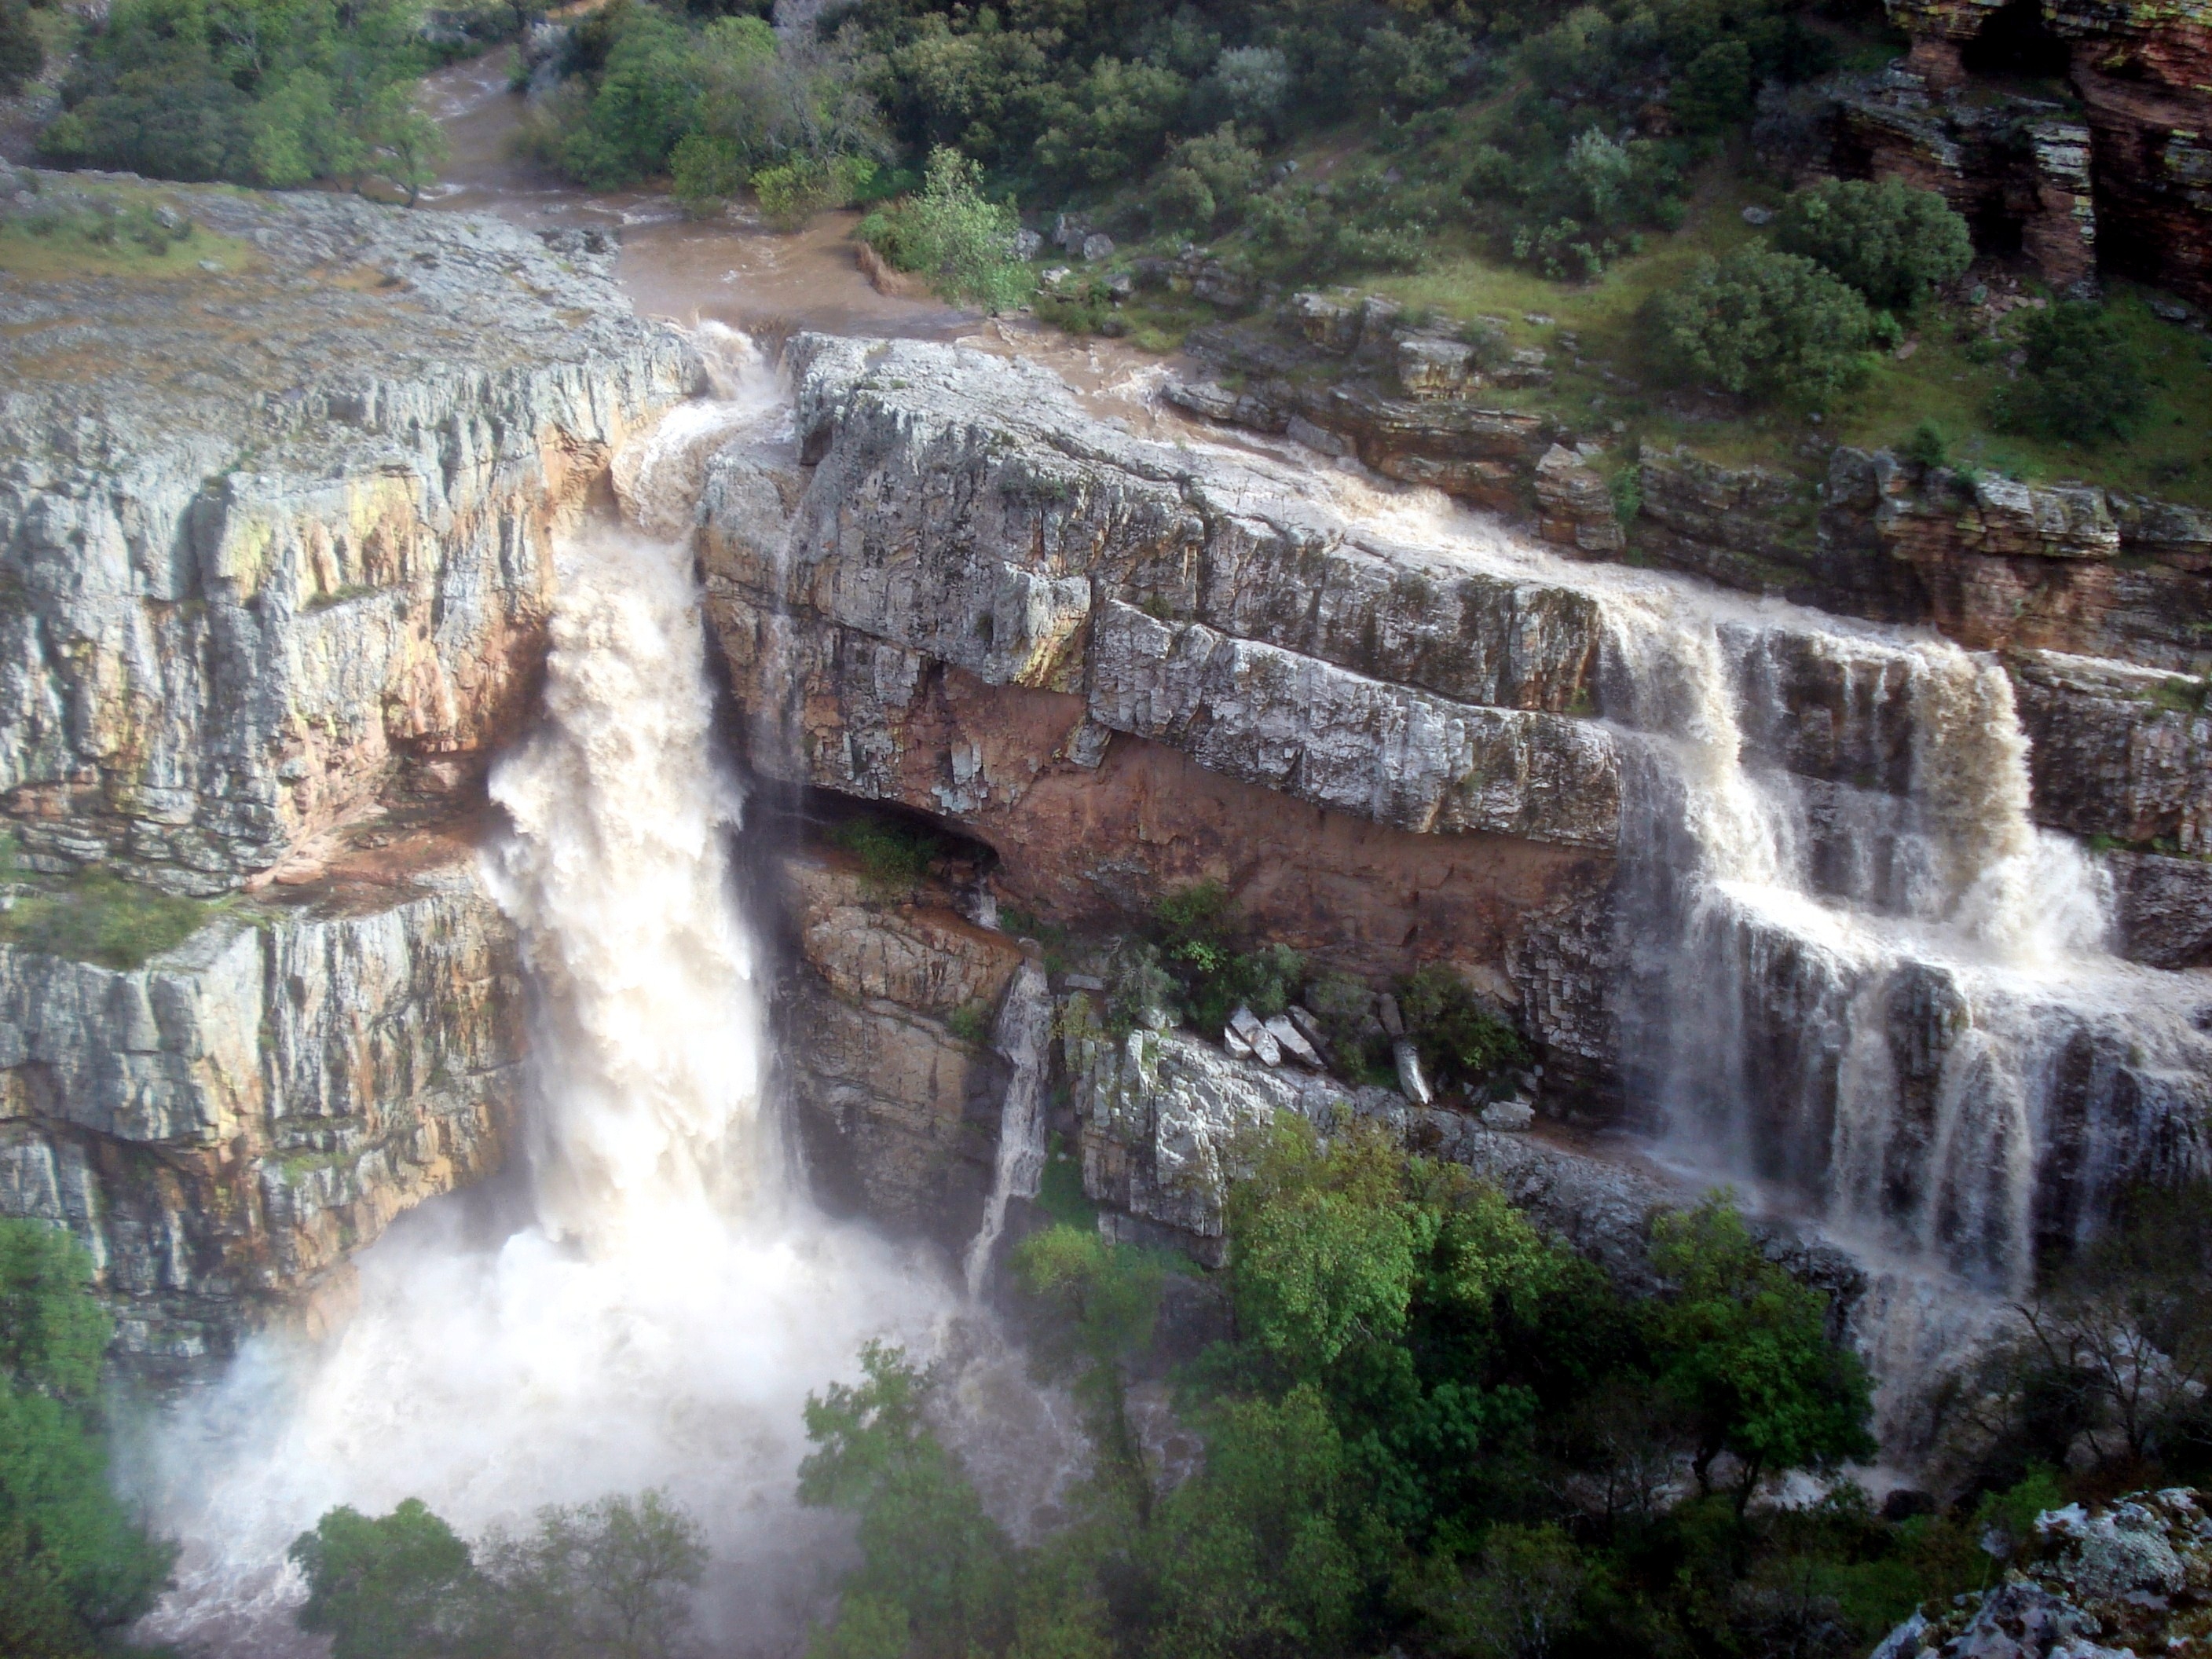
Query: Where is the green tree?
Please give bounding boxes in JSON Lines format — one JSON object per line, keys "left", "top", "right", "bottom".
{"left": 476, "top": 1492, "right": 706, "bottom": 1659}
{"left": 1227, "top": 1119, "right": 1424, "bottom": 1382}
{"left": 1990, "top": 300, "right": 2148, "bottom": 445}
{"left": 1646, "top": 244, "right": 1888, "bottom": 405}
{"left": 1646, "top": 1196, "right": 1874, "bottom": 1510}
{"left": 290, "top": 1499, "right": 478, "bottom": 1659}
{"left": 798, "top": 1342, "right": 1016, "bottom": 1659}
{"left": 1775, "top": 178, "right": 1972, "bottom": 310}
{"left": 0, "top": 1221, "right": 175, "bottom": 1658}
{"left": 0, "top": 0, "right": 43, "bottom": 95}
{"left": 859, "top": 146, "right": 1035, "bottom": 310}
{"left": 1144, "top": 1385, "right": 1366, "bottom": 1659}
{"left": 1013, "top": 1227, "right": 1164, "bottom": 1518}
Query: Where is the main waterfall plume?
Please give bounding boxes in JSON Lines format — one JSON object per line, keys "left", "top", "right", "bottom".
{"left": 132, "top": 338, "right": 986, "bottom": 1655}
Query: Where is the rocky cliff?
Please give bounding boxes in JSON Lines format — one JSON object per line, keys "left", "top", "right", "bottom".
{"left": 0, "top": 179, "right": 698, "bottom": 895}
{"left": 0, "top": 180, "right": 697, "bottom": 1353}
{"left": 0, "top": 831, "right": 522, "bottom": 1368}
{"left": 703, "top": 336, "right": 1622, "bottom": 1115}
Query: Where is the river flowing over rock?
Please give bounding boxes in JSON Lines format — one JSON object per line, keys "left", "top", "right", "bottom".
{"left": 4, "top": 179, "right": 2211, "bottom": 1649}
{"left": 130, "top": 333, "right": 1082, "bottom": 1657}
{"left": 700, "top": 333, "right": 2212, "bottom": 1454}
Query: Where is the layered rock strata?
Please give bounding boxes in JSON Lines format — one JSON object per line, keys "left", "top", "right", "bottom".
{"left": 0, "top": 179, "right": 698, "bottom": 895}
{"left": 773, "top": 847, "right": 1024, "bottom": 1247}
{"left": 1880, "top": 0, "right": 2212, "bottom": 308}
{"left": 0, "top": 181, "right": 694, "bottom": 1351}
{"left": 0, "top": 835, "right": 522, "bottom": 1366}
{"left": 703, "top": 336, "right": 1623, "bottom": 1090}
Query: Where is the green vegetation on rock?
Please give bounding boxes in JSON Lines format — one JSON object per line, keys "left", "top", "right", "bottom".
{"left": 0, "top": 837, "right": 219, "bottom": 970}
{"left": 0, "top": 1221, "right": 178, "bottom": 1657}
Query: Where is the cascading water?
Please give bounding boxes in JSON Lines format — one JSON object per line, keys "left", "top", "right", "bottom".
{"left": 130, "top": 333, "right": 1062, "bottom": 1655}
{"left": 963, "top": 960, "right": 1056, "bottom": 1298}
{"left": 1258, "top": 461, "right": 2212, "bottom": 1447}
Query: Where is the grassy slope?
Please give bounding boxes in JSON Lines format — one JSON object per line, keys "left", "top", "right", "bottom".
{"left": 1092, "top": 75, "right": 2212, "bottom": 507}
{"left": 0, "top": 181, "right": 258, "bottom": 282}
{"left": 1368, "top": 161, "right": 2212, "bottom": 504}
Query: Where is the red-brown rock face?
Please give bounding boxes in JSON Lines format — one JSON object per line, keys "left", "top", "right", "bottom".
{"left": 1877, "top": 0, "right": 2212, "bottom": 304}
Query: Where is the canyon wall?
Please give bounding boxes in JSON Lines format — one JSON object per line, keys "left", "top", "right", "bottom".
{"left": 0, "top": 183, "right": 697, "bottom": 1354}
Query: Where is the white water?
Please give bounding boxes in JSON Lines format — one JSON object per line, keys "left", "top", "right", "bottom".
{"left": 962, "top": 960, "right": 1056, "bottom": 1298}
{"left": 131, "top": 337, "right": 1078, "bottom": 1654}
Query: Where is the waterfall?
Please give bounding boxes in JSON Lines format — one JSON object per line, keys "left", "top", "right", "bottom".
{"left": 483, "top": 525, "right": 770, "bottom": 1239}
{"left": 133, "top": 335, "right": 976, "bottom": 1655}
{"left": 963, "top": 961, "right": 1055, "bottom": 1298}
{"left": 1275, "top": 463, "right": 2210, "bottom": 1301}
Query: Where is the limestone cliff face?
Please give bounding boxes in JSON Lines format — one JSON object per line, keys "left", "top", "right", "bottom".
{"left": 1877, "top": 0, "right": 2212, "bottom": 305}
{"left": 0, "top": 186, "right": 690, "bottom": 1353}
{"left": 705, "top": 337, "right": 1622, "bottom": 1095}
{"left": 0, "top": 185, "right": 698, "bottom": 895}
{"left": 0, "top": 842, "right": 522, "bottom": 1365}
{"left": 775, "top": 850, "right": 1024, "bottom": 1246}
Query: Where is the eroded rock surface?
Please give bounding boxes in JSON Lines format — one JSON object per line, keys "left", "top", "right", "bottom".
{"left": 0, "top": 834, "right": 522, "bottom": 1364}
{"left": 0, "top": 179, "right": 698, "bottom": 894}
{"left": 1877, "top": 1488, "right": 2212, "bottom": 1658}
{"left": 705, "top": 335, "right": 1623, "bottom": 1090}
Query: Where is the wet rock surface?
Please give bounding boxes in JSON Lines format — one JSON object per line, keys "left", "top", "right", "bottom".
{"left": 0, "top": 829, "right": 522, "bottom": 1364}
{"left": 1877, "top": 1488, "right": 2212, "bottom": 1658}
{"left": 704, "top": 335, "right": 1623, "bottom": 1086}
{"left": 0, "top": 176, "right": 698, "bottom": 895}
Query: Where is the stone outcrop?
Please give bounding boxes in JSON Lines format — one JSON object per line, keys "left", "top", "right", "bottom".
{"left": 1837, "top": 67, "right": 2099, "bottom": 295}
{"left": 703, "top": 335, "right": 1623, "bottom": 1089}
{"left": 1875, "top": 1488, "right": 2212, "bottom": 1658}
{"left": 0, "top": 181, "right": 698, "bottom": 1353}
{"left": 0, "top": 835, "right": 522, "bottom": 1364}
{"left": 0, "top": 178, "right": 698, "bottom": 895}
{"left": 774, "top": 848, "right": 1026, "bottom": 1246}
{"left": 1872, "top": 0, "right": 2212, "bottom": 307}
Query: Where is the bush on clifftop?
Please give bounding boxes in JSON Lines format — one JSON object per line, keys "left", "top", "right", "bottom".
{"left": 1775, "top": 178, "right": 1974, "bottom": 311}
{"left": 1646, "top": 242, "right": 1893, "bottom": 405}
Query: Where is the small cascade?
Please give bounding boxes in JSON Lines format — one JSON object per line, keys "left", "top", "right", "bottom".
{"left": 1280, "top": 466, "right": 2210, "bottom": 1313}
{"left": 963, "top": 961, "right": 1056, "bottom": 1298}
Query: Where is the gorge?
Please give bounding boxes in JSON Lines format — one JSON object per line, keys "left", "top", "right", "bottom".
{"left": 2, "top": 8, "right": 2212, "bottom": 1648}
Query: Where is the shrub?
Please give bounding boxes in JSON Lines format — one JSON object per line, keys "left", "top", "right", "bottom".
{"left": 1989, "top": 301, "right": 2148, "bottom": 444}
{"left": 1775, "top": 178, "right": 1972, "bottom": 310}
{"left": 669, "top": 130, "right": 744, "bottom": 216}
{"left": 750, "top": 151, "right": 871, "bottom": 229}
{"left": 1152, "top": 123, "right": 1262, "bottom": 233}
{"left": 1901, "top": 419, "right": 1949, "bottom": 470}
{"left": 1194, "top": 45, "right": 1289, "bottom": 134}
{"left": 1646, "top": 244, "right": 1889, "bottom": 405}
{"left": 859, "top": 147, "right": 1035, "bottom": 310}
{"left": 1351, "top": 21, "right": 1471, "bottom": 112}
{"left": 1671, "top": 38, "right": 1754, "bottom": 132}
{"left": 0, "top": 0, "right": 42, "bottom": 94}
{"left": 1563, "top": 126, "right": 1635, "bottom": 223}
{"left": 1150, "top": 165, "right": 1216, "bottom": 232}
{"left": 1394, "top": 965, "right": 1526, "bottom": 1096}
{"left": 1150, "top": 881, "right": 1306, "bottom": 1033}
{"left": 828, "top": 812, "right": 939, "bottom": 899}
